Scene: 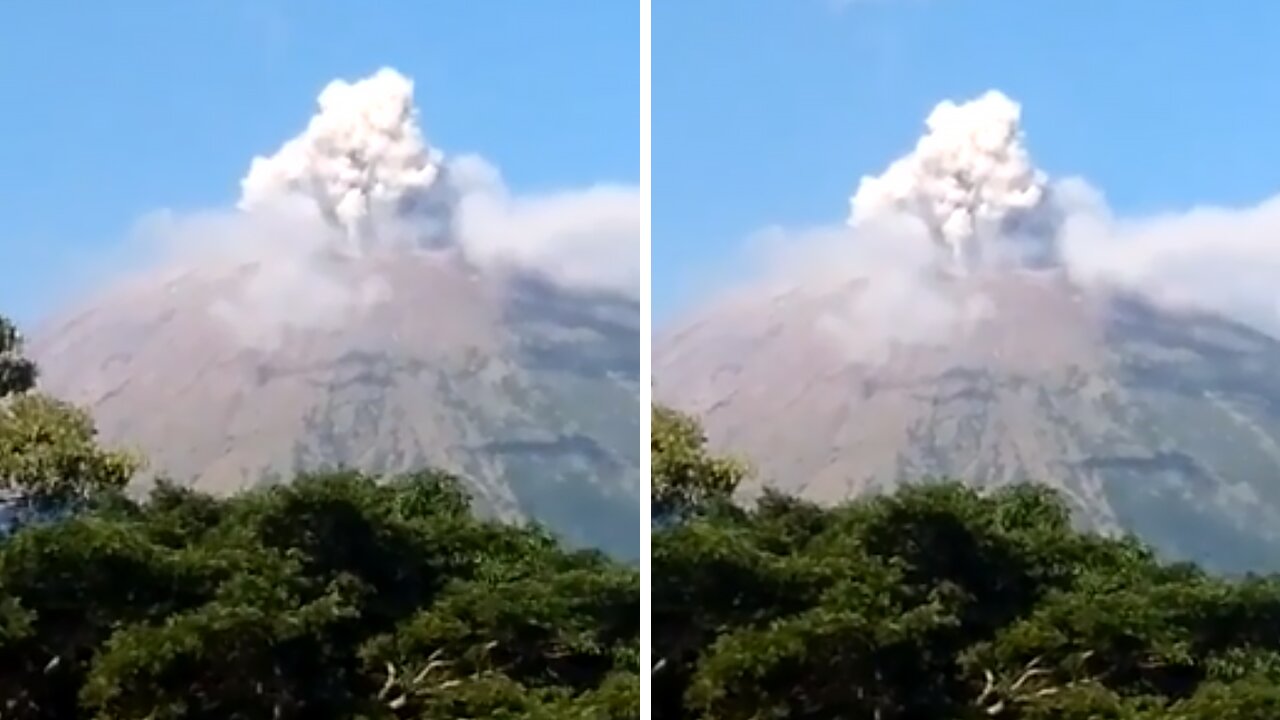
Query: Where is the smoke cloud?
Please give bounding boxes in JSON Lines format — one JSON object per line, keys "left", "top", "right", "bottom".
{"left": 454, "top": 155, "right": 640, "bottom": 296}
{"left": 130, "top": 201, "right": 394, "bottom": 348}
{"left": 239, "top": 68, "right": 452, "bottom": 248}
{"left": 1060, "top": 193, "right": 1280, "bottom": 336}
{"left": 738, "top": 214, "right": 998, "bottom": 364}
{"left": 236, "top": 67, "right": 638, "bottom": 291}
{"left": 722, "top": 88, "right": 1280, "bottom": 356}
{"left": 849, "top": 90, "right": 1057, "bottom": 272}
{"left": 92, "top": 67, "right": 638, "bottom": 348}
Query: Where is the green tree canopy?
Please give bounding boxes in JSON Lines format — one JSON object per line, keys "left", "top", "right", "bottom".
{"left": 652, "top": 409, "right": 1280, "bottom": 719}
{"left": 0, "top": 316, "right": 37, "bottom": 398}
{"left": 650, "top": 405, "right": 745, "bottom": 521}
{"left": 0, "top": 314, "right": 138, "bottom": 517}
{"left": 0, "top": 471, "right": 639, "bottom": 718}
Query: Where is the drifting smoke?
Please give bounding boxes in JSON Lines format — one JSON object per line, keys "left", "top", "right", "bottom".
{"left": 455, "top": 170, "right": 641, "bottom": 296}
{"left": 108, "top": 67, "right": 638, "bottom": 347}
{"left": 130, "top": 202, "right": 395, "bottom": 348}
{"left": 726, "top": 88, "right": 1280, "bottom": 360}
{"left": 1060, "top": 194, "right": 1280, "bottom": 336}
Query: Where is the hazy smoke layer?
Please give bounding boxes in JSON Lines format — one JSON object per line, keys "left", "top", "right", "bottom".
{"left": 1061, "top": 194, "right": 1280, "bottom": 336}
{"left": 715, "top": 89, "right": 1280, "bottom": 360}
{"left": 132, "top": 202, "right": 394, "bottom": 348}
{"left": 742, "top": 217, "right": 995, "bottom": 363}
{"left": 454, "top": 155, "right": 640, "bottom": 295}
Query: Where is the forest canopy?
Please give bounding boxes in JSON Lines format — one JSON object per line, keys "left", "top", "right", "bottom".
{"left": 0, "top": 314, "right": 639, "bottom": 719}
{"left": 652, "top": 403, "right": 1280, "bottom": 720}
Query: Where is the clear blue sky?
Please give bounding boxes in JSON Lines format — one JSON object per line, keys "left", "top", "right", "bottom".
{"left": 0, "top": 0, "right": 637, "bottom": 325}
{"left": 654, "top": 0, "right": 1280, "bottom": 323}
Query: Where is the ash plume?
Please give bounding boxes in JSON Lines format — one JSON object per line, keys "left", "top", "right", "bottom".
{"left": 850, "top": 90, "right": 1057, "bottom": 273}
{"left": 239, "top": 68, "right": 453, "bottom": 249}
{"left": 70, "top": 67, "right": 638, "bottom": 349}
{"left": 708, "top": 88, "right": 1280, "bottom": 356}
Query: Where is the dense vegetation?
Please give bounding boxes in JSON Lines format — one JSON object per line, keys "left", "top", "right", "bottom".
{"left": 0, "top": 315, "right": 639, "bottom": 719}
{"left": 652, "top": 404, "right": 1280, "bottom": 719}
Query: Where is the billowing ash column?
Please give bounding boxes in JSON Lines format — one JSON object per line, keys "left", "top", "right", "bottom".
{"left": 238, "top": 67, "right": 457, "bottom": 253}
{"left": 849, "top": 90, "right": 1059, "bottom": 273}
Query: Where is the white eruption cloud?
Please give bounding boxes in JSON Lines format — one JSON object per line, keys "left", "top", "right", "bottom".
{"left": 850, "top": 90, "right": 1056, "bottom": 272}
{"left": 716, "top": 88, "right": 1280, "bottom": 359}
{"left": 239, "top": 68, "right": 450, "bottom": 247}
{"left": 235, "top": 67, "right": 639, "bottom": 295}
{"left": 100, "top": 67, "right": 638, "bottom": 348}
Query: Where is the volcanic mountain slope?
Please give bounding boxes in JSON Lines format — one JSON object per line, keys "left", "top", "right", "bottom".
{"left": 657, "top": 272, "right": 1280, "bottom": 572}
{"left": 27, "top": 68, "right": 640, "bottom": 557}
{"left": 656, "top": 91, "right": 1280, "bottom": 573}
{"left": 34, "top": 261, "right": 639, "bottom": 555}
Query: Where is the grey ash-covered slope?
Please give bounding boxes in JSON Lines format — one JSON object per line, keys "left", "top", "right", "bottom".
{"left": 656, "top": 271, "right": 1280, "bottom": 573}
{"left": 31, "top": 255, "right": 640, "bottom": 557}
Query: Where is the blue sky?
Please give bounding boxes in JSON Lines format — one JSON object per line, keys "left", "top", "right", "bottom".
{"left": 0, "top": 0, "right": 637, "bottom": 325}
{"left": 654, "top": 0, "right": 1280, "bottom": 322}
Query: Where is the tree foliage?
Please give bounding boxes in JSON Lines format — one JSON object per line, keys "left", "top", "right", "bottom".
{"left": 0, "top": 394, "right": 139, "bottom": 511}
{"left": 652, "top": 404, "right": 1280, "bottom": 719}
{"left": 0, "top": 471, "right": 639, "bottom": 718}
{"left": 650, "top": 405, "right": 745, "bottom": 521}
{"left": 0, "top": 317, "right": 37, "bottom": 398}
{"left": 0, "top": 315, "right": 138, "bottom": 517}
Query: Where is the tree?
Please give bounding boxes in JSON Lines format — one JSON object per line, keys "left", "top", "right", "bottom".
{"left": 0, "top": 471, "right": 639, "bottom": 718}
{"left": 0, "top": 316, "right": 37, "bottom": 398}
{"left": 650, "top": 405, "right": 745, "bottom": 521}
{"left": 0, "top": 394, "right": 138, "bottom": 512}
{"left": 0, "top": 314, "right": 138, "bottom": 526}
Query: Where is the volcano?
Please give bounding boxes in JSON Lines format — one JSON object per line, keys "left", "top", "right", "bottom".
{"left": 26, "top": 68, "right": 640, "bottom": 556}
{"left": 655, "top": 91, "right": 1280, "bottom": 573}
{"left": 657, "top": 271, "right": 1280, "bottom": 572}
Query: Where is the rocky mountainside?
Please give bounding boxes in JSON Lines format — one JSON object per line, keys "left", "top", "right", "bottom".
{"left": 656, "top": 269, "right": 1280, "bottom": 572}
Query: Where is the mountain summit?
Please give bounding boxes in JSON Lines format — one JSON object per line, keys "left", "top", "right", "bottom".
{"left": 656, "top": 91, "right": 1280, "bottom": 572}
{"left": 29, "top": 68, "right": 640, "bottom": 556}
